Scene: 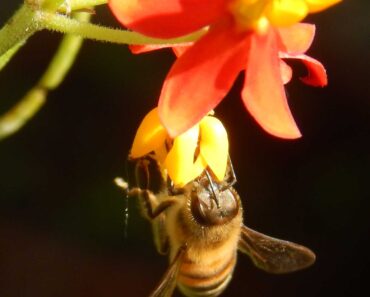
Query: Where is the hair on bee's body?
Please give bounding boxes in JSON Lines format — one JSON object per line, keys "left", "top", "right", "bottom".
{"left": 119, "top": 156, "right": 316, "bottom": 297}
{"left": 164, "top": 186, "right": 242, "bottom": 297}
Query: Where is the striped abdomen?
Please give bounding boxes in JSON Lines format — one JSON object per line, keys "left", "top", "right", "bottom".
{"left": 177, "top": 247, "right": 238, "bottom": 297}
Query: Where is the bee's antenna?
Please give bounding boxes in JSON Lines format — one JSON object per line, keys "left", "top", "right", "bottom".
{"left": 220, "top": 156, "right": 237, "bottom": 191}
{"left": 227, "top": 156, "right": 237, "bottom": 187}
{"left": 204, "top": 170, "right": 220, "bottom": 208}
{"left": 114, "top": 177, "right": 130, "bottom": 239}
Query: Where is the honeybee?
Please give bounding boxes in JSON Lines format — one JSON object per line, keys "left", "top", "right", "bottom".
{"left": 116, "top": 156, "right": 315, "bottom": 297}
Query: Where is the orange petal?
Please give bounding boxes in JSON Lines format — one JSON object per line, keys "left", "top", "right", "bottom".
{"left": 277, "top": 23, "right": 315, "bottom": 54}
{"left": 158, "top": 19, "right": 249, "bottom": 138}
{"left": 108, "top": 0, "right": 228, "bottom": 38}
{"left": 242, "top": 28, "right": 301, "bottom": 139}
{"left": 130, "top": 108, "right": 168, "bottom": 158}
{"left": 164, "top": 125, "right": 205, "bottom": 186}
{"left": 280, "top": 60, "right": 293, "bottom": 84}
{"left": 280, "top": 53, "right": 328, "bottom": 87}
{"left": 199, "top": 116, "right": 229, "bottom": 181}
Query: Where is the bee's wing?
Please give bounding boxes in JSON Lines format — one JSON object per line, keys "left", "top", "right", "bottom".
{"left": 238, "top": 225, "right": 316, "bottom": 274}
{"left": 150, "top": 246, "right": 186, "bottom": 297}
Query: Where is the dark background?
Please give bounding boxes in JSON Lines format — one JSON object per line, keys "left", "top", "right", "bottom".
{"left": 0, "top": 1, "right": 369, "bottom": 296}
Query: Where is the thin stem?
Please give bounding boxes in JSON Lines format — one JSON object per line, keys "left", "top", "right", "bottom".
{"left": 39, "top": 13, "right": 90, "bottom": 89}
{"left": 0, "top": 12, "right": 90, "bottom": 141}
{"left": 0, "top": 89, "right": 46, "bottom": 140}
{"left": 69, "top": 0, "right": 107, "bottom": 10}
{"left": 0, "top": 0, "right": 205, "bottom": 140}
{"left": 39, "top": 10, "right": 206, "bottom": 45}
{"left": 0, "top": 41, "right": 24, "bottom": 71}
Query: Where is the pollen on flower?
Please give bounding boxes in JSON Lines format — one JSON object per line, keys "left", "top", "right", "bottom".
{"left": 255, "top": 16, "right": 269, "bottom": 34}
{"left": 265, "top": 0, "right": 309, "bottom": 27}
{"left": 130, "top": 108, "right": 229, "bottom": 187}
{"left": 229, "top": 0, "right": 341, "bottom": 30}
{"left": 305, "top": 0, "right": 342, "bottom": 13}
{"left": 229, "top": 0, "right": 267, "bottom": 31}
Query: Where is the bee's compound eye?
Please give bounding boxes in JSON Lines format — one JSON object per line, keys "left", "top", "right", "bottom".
{"left": 191, "top": 188, "right": 238, "bottom": 226}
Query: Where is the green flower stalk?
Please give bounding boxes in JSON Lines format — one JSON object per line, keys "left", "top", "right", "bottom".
{"left": 0, "top": 11, "right": 90, "bottom": 140}
{"left": 0, "top": 0, "right": 205, "bottom": 140}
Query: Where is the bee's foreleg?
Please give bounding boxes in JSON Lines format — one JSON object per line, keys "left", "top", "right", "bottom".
{"left": 115, "top": 177, "right": 176, "bottom": 219}
{"left": 134, "top": 188, "right": 177, "bottom": 220}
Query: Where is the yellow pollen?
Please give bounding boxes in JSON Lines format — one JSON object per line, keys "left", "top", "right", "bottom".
{"left": 130, "top": 108, "right": 229, "bottom": 186}
{"left": 229, "top": 0, "right": 269, "bottom": 31}
{"left": 229, "top": 0, "right": 339, "bottom": 30}
{"left": 255, "top": 16, "right": 269, "bottom": 34}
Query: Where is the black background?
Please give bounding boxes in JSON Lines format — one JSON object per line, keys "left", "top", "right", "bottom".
{"left": 0, "top": 1, "right": 369, "bottom": 296}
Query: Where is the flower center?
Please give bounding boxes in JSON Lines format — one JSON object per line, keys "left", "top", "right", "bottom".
{"left": 229, "top": 0, "right": 270, "bottom": 32}
{"left": 229, "top": 0, "right": 312, "bottom": 32}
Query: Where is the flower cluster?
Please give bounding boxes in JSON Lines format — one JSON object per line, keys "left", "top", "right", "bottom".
{"left": 108, "top": 0, "right": 341, "bottom": 184}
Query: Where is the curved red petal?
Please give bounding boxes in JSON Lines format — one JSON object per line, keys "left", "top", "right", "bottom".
{"left": 277, "top": 23, "right": 315, "bottom": 54}
{"left": 108, "top": 0, "right": 228, "bottom": 38}
{"left": 280, "top": 53, "right": 328, "bottom": 87}
{"left": 158, "top": 20, "right": 249, "bottom": 137}
{"left": 242, "top": 28, "right": 301, "bottom": 139}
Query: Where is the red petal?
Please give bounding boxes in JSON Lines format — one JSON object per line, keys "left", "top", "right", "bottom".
{"left": 242, "top": 28, "right": 301, "bottom": 139}
{"left": 280, "top": 53, "right": 328, "bottom": 86}
{"left": 108, "top": 0, "right": 228, "bottom": 38}
{"left": 158, "top": 20, "right": 249, "bottom": 137}
{"left": 129, "top": 43, "right": 193, "bottom": 56}
{"left": 277, "top": 23, "right": 315, "bottom": 54}
{"left": 172, "top": 44, "right": 193, "bottom": 57}
{"left": 129, "top": 44, "right": 170, "bottom": 54}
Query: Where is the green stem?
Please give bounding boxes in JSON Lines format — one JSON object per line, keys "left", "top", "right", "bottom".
{"left": 0, "top": 0, "right": 205, "bottom": 140}
{"left": 0, "top": 12, "right": 90, "bottom": 141}
{"left": 68, "top": 0, "right": 107, "bottom": 10}
{"left": 1, "top": 1, "right": 204, "bottom": 57}
{"left": 41, "top": 0, "right": 107, "bottom": 11}
{"left": 0, "top": 4, "right": 39, "bottom": 57}
{"left": 0, "top": 89, "right": 46, "bottom": 140}
{"left": 40, "top": 0, "right": 66, "bottom": 11}
{"left": 39, "top": 10, "right": 206, "bottom": 45}
{"left": 38, "top": 14, "right": 88, "bottom": 89}
{"left": 0, "top": 41, "right": 24, "bottom": 71}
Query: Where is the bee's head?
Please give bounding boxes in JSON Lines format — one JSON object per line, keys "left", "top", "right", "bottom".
{"left": 190, "top": 172, "right": 239, "bottom": 226}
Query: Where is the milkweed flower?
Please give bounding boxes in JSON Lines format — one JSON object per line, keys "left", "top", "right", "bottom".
{"left": 109, "top": 0, "right": 340, "bottom": 139}
{"left": 130, "top": 108, "right": 229, "bottom": 186}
